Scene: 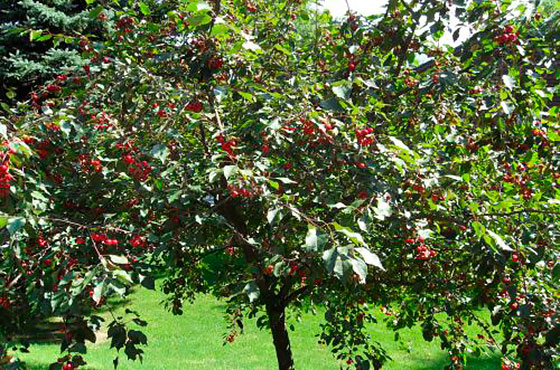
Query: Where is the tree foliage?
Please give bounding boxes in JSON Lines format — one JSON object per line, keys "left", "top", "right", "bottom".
{"left": 0, "top": 0, "right": 559, "bottom": 370}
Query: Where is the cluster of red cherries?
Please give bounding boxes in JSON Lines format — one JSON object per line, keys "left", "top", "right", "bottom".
{"left": 494, "top": 25, "right": 520, "bottom": 45}
{"left": 405, "top": 237, "right": 438, "bottom": 260}
{"left": 90, "top": 233, "right": 146, "bottom": 249}
{"left": 355, "top": 126, "right": 375, "bottom": 147}
{"left": 90, "top": 112, "right": 113, "bottom": 131}
{"left": 0, "top": 157, "right": 13, "bottom": 197}
{"left": 228, "top": 185, "right": 253, "bottom": 198}
{"left": 217, "top": 135, "right": 236, "bottom": 157}
{"left": 115, "top": 16, "right": 135, "bottom": 32}
{"left": 122, "top": 153, "right": 152, "bottom": 181}
{"left": 0, "top": 296, "right": 10, "bottom": 309}
{"left": 77, "top": 154, "right": 103, "bottom": 173}
{"left": 186, "top": 100, "right": 203, "bottom": 113}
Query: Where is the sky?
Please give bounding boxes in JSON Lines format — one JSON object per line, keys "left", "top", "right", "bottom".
{"left": 320, "top": 0, "right": 467, "bottom": 46}
{"left": 322, "top": 0, "right": 387, "bottom": 17}
{"left": 320, "top": 0, "right": 533, "bottom": 46}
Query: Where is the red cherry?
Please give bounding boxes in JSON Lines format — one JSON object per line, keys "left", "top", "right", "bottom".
{"left": 123, "top": 154, "right": 134, "bottom": 164}
{"left": 104, "top": 238, "right": 119, "bottom": 247}
{"left": 130, "top": 235, "right": 146, "bottom": 248}
{"left": 357, "top": 162, "right": 367, "bottom": 169}
{"left": 511, "top": 253, "right": 519, "bottom": 263}
{"left": 358, "top": 190, "right": 368, "bottom": 199}
{"left": 348, "top": 62, "right": 356, "bottom": 72}
{"left": 187, "top": 100, "right": 203, "bottom": 113}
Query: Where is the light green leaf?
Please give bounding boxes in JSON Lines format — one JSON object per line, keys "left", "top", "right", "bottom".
{"left": 113, "top": 270, "right": 133, "bottom": 284}
{"left": 223, "top": 165, "right": 237, "bottom": 179}
{"left": 333, "top": 223, "right": 367, "bottom": 246}
{"left": 501, "top": 101, "right": 513, "bottom": 115}
{"left": 388, "top": 136, "right": 411, "bottom": 151}
{"left": 373, "top": 198, "right": 392, "bottom": 220}
{"left": 349, "top": 257, "right": 367, "bottom": 283}
{"left": 188, "top": 12, "right": 212, "bottom": 27}
{"left": 502, "top": 75, "right": 515, "bottom": 90}
{"left": 7, "top": 217, "right": 26, "bottom": 235}
{"left": 332, "top": 82, "right": 352, "bottom": 100}
{"left": 0, "top": 215, "right": 8, "bottom": 229}
{"left": 355, "top": 247, "right": 384, "bottom": 270}
{"left": 267, "top": 208, "right": 283, "bottom": 225}
{"left": 486, "top": 230, "right": 513, "bottom": 251}
{"left": 151, "top": 144, "right": 170, "bottom": 163}
{"left": 138, "top": 1, "right": 152, "bottom": 15}
{"left": 275, "top": 177, "right": 297, "bottom": 184}
{"left": 108, "top": 255, "right": 129, "bottom": 265}
{"left": 243, "top": 281, "right": 260, "bottom": 302}
{"left": 304, "top": 226, "right": 327, "bottom": 252}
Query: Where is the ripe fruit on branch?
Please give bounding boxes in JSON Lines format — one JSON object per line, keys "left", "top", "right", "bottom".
{"left": 130, "top": 235, "right": 146, "bottom": 248}
{"left": 186, "top": 100, "right": 203, "bottom": 113}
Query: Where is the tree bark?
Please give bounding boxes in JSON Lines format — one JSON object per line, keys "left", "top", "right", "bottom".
{"left": 266, "top": 301, "right": 295, "bottom": 370}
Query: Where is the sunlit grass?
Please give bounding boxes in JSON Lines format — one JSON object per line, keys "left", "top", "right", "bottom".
{"left": 19, "top": 286, "right": 501, "bottom": 370}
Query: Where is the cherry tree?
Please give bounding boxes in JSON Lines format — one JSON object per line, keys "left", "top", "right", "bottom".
{"left": 0, "top": 1, "right": 559, "bottom": 370}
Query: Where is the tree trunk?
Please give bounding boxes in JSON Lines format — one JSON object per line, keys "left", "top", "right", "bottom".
{"left": 266, "top": 301, "right": 295, "bottom": 370}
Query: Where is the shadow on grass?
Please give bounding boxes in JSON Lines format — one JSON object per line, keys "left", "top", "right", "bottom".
{"left": 12, "top": 297, "right": 133, "bottom": 345}
{"left": 20, "top": 347, "right": 502, "bottom": 370}
{"left": 410, "top": 353, "right": 501, "bottom": 370}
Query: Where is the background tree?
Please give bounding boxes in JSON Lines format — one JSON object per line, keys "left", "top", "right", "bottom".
{"left": 0, "top": 0, "right": 114, "bottom": 104}
{"left": 0, "top": 1, "right": 558, "bottom": 370}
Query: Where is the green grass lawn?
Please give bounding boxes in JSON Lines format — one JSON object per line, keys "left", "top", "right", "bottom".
{"left": 19, "top": 286, "right": 501, "bottom": 370}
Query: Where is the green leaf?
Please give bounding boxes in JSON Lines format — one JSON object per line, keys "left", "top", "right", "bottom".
{"left": 486, "top": 230, "right": 513, "bottom": 252}
{"left": 92, "top": 281, "right": 105, "bottom": 304}
{"left": 275, "top": 177, "right": 297, "bottom": 184}
{"left": 188, "top": 12, "right": 212, "bottom": 27}
{"left": 0, "top": 215, "right": 8, "bottom": 229}
{"left": 472, "top": 221, "right": 485, "bottom": 237}
{"left": 267, "top": 207, "right": 283, "bottom": 225}
{"left": 29, "top": 30, "right": 42, "bottom": 41}
{"left": 373, "top": 198, "right": 392, "bottom": 220}
{"left": 138, "top": 2, "right": 152, "bottom": 15}
{"left": 7, "top": 217, "right": 26, "bottom": 235}
{"left": 388, "top": 136, "right": 411, "bottom": 152}
{"left": 355, "top": 247, "right": 384, "bottom": 270}
{"left": 223, "top": 165, "right": 237, "bottom": 179}
{"left": 113, "top": 270, "right": 133, "bottom": 284}
{"left": 109, "top": 255, "right": 129, "bottom": 265}
{"left": 151, "top": 144, "right": 169, "bottom": 163}
{"left": 243, "top": 281, "right": 260, "bottom": 302}
{"left": 210, "top": 23, "right": 230, "bottom": 37}
{"left": 348, "top": 257, "right": 367, "bottom": 283}
{"left": 139, "top": 275, "right": 155, "bottom": 290}
{"left": 502, "top": 75, "right": 515, "bottom": 90}
{"left": 238, "top": 91, "right": 254, "bottom": 101}
{"left": 333, "top": 223, "right": 367, "bottom": 246}
{"left": 303, "top": 226, "right": 328, "bottom": 252}
{"left": 322, "top": 247, "right": 346, "bottom": 279}
{"left": 501, "top": 101, "right": 513, "bottom": 115}
{"left": 332, "top": 81, "right": 352, "bottom": 100}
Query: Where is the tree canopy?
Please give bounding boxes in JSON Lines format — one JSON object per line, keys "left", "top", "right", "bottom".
{"left": 0, "top": 1, "right": 559, "bottom": 370}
